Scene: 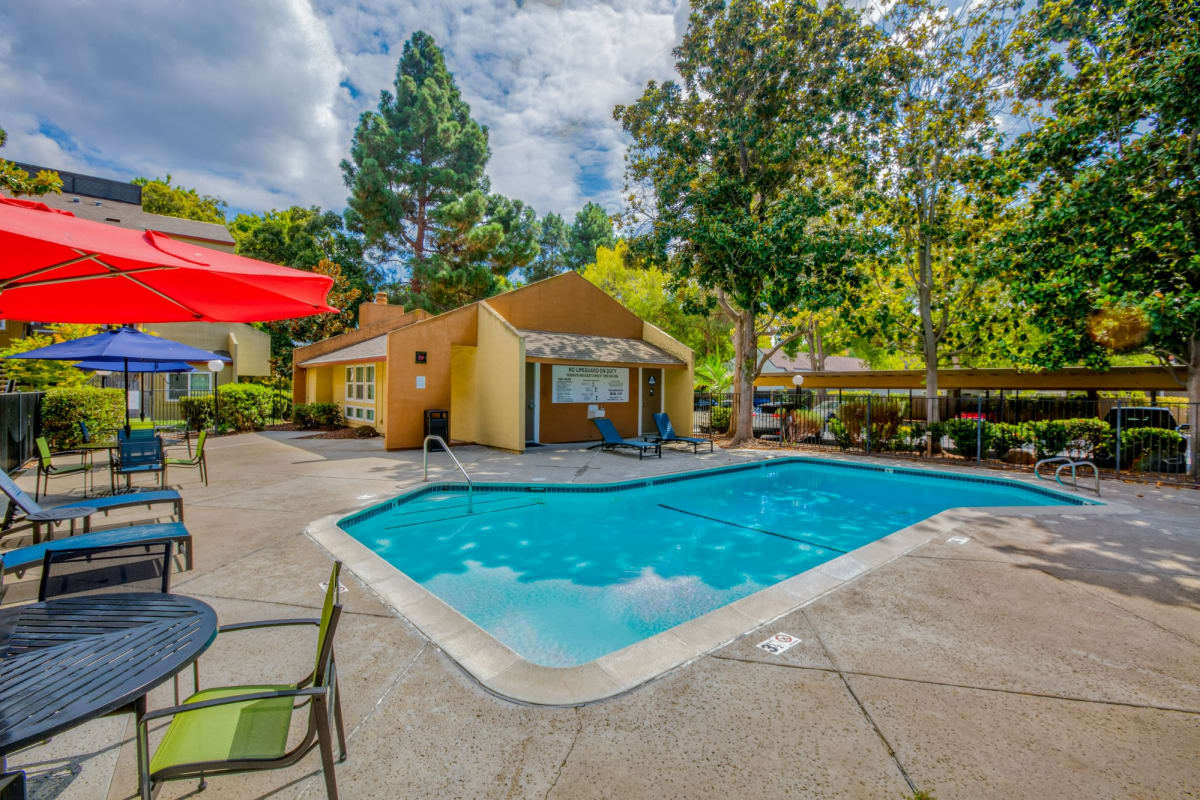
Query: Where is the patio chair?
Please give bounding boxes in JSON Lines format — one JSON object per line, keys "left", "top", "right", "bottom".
{"left": 39, "top": 540, "right": 173, "bottom": 601}
{"left": 137, "top": 561, "right": 348, "bottom": 800}
{"left": 0, "top": 468, "right": 182, "bottom": 535}
{"left": 117, "top": 428, "right": 158, "bottom": 442}
{"left": 111, "top": 439, "right": 166, "bottom": 494}
{"left": 649, "top": 412, "right": 714, "bottom": 454}
{"left": 33, "top": 437, "right": 90, "bottom": 501}
{"left": 590, "top": 417, "right": 661, "bottom": 459}
{"left": 165, "top": 430, "right": 208, "bottom": 486}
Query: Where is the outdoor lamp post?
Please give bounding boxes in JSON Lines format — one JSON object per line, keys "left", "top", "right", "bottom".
{"left": 792, "top": 374, "right": 805, "bottom": 387}
{"left": 207, "top": 359, "right": 224, "bottom": 433}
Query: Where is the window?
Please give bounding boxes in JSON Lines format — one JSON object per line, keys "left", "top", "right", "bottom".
{"left": 344, "top": 365, "right": 376, "bottom": 420}
{"left": 167, "top": 371, "right": 212, "bottom": 401}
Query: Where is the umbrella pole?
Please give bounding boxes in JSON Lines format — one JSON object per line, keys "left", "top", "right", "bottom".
{"left": 124, "top": 358, "right": 131, "bottom": 435}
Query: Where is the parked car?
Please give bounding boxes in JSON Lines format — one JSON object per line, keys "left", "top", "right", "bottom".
{"left": 1098, "top": 406, "right": 1190, "bottom": 473}
{"left": 1102, "top": 406, "right": 1180, "bottom": 430}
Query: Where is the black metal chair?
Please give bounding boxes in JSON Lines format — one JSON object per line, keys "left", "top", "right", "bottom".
{"left": 38, "top": 541, "right": 173, "bottom": 601}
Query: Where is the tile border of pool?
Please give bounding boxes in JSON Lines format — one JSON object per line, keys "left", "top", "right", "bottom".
{"left": 306, "top": 453, "right": 1133, "bottom": 707}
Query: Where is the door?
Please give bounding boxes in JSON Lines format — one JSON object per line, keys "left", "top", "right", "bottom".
{"left": 641, "top": 368, "right": 662, "bottom": 435}
{"left": 525, "top": 363, "right": 538, "bottom": 444}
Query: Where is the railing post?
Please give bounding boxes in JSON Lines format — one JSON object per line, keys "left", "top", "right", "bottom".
{"left": 865, "top": 396, "right": 872, "bottom": 454}
{"left": 1115, "top": 398, "right": 1123, "bottom": 475}
{"left": 976, "top": 394, "right": 983, "bottom": 465}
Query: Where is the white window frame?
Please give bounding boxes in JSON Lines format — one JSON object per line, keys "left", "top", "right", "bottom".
{"left": 344, "top": 364, "right": 376, "bottom": 421}
{"left": 167, "top": 371, "right": 212, "bottom": 401}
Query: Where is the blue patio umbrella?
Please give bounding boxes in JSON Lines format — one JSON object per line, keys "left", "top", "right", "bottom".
{"left": 7, "top": 326, "right": 229, "bottom": 432}
{"left": 73, "top": 359, "right": 195, "bottom": 373}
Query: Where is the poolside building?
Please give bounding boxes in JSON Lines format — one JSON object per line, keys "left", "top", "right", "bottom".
{"left": 292, "top": 271, "right": 694, "bottom": 452}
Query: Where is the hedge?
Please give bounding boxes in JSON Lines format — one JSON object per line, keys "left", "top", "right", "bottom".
{"left": 178, "top": 395, "right": 215, "bottom": 431}
{"left": 40, "top": 387, "right": 124, "bottom": 450}
{"left": 293, "top": 402, "right": 344, "bottom": 429}
{"left": 216, "top": 383, "right": 275, "bottom": 431}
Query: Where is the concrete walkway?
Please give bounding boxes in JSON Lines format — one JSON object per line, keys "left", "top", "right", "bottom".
{"left": 5, "top": 432, "right": 1199, "bottom": 799}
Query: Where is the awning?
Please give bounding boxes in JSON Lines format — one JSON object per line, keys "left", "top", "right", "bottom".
{"left": 519, "top": 330, "right": 684, "bottom": 366}
{"left": 297, "top": 334, "right": 387, "bottom": 367}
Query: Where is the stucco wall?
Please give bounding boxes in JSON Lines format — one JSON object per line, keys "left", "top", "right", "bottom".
{"left": 143, "top": 322, "right": 269, "bottom": 378}
{"left": 642, "top": 322, "right": 695, "bottom": 436}
{"left": 484, "top": 271, "right": 644, "bottom": 338}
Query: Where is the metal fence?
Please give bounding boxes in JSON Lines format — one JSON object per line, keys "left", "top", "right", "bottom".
{"left": 0, "top": 392, "right": 43, "bottom": 474}
{"left": 91, "top": 375, "right": 293, "bottom": 429}
{"left": 694, "top": 390, "right": 1198, "bottom": 486}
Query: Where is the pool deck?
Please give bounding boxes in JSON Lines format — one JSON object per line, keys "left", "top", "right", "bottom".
{"left": 5, "top": 432, "right": 1199, "bottom": 799}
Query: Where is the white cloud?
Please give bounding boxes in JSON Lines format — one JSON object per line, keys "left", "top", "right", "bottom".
{"left": 0, "top": 0, "right": 685, "bottom": 219}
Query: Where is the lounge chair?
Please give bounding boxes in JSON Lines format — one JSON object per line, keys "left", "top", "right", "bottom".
{"left": 649, "top": 412, "right": 714, "bottom": 454}
{"left": 591, "top": 418, "right": 661, "bottom": 459}
{"left": 137, "top": 561, "right": 348, "bottom": 800}
{"left": 33, "top": 436, "right": 89, "bottom": 500}
{"left": 1, "top": 523, "right": 193, "bottom": 603}
{"left": 165, "top": 430, "right": 208, "bottom": 486}
{"left": 0, "top": 468, "right": 182, "bottom": 534}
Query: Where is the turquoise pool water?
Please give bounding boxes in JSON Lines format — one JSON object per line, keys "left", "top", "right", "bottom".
{"left": 340, "top": 459, "right": 1086, "bottom": 667}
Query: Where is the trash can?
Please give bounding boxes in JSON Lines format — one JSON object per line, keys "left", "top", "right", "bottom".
{"left": 424, "top": 409, "right": 449, "bottom": 451}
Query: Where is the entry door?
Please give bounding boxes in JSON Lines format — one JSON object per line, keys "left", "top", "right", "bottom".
{"left": 524, "top": 363, "right": 538, "bottom": 444}
{"left": 641, "top": 368, "right": 662, "bottom": 435}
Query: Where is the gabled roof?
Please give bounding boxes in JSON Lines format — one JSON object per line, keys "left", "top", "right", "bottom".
{"left": 519, "top": 330, "right": 684, "bottom": 365}
{"left": 758, "top": 349, "right": 867, "bottom": 373}
{"left": 297, "top": 334, "right": 387, "bottom": 366}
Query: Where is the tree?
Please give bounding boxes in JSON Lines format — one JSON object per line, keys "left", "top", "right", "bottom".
{"left": 133, "top": 175, "right": 226, "bottom": 223}
{"left": 616, "top": 0, "right": 880, "bottom": 443}
{"left": 581, "top": 241, "right": 731, "bottom": 357}
{"left": 0, "top": 126, "right": 61, "bottom": 197}
{"left": 865, "top": 0, "right": 1019, "bottom": 427}
{"left": 694, "top": 353, "right": 733, "bottom": 393}
{"left": 341, "top": 30, "right": 490, "bottom": 302}
{"left": 523, "top": 212, "right": 571, "bottom": 282}
{"left": 995, "top": 0, "right": 1200, "bottom": 476}
{"left": 231, "top": 207, "right": 378, "bottom": 373}
{"left": 567, "top": 202, "right": 616, "bottom": 270}
{"left": 0, "top": 324, "right": 101, "bottom": 390}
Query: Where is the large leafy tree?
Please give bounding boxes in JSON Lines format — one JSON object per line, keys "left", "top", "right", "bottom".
{"left": 231, "top": 206, "right": 377, "bottom": 373}
{"left": 995, "top": 0, "right": 1200, "bottom": 475}
{"left": 616, "top": 0, "right": 880, "bottom": 443}
{"left": 859, "top": 0, "right": 1018, "bottom": 426}
{"left": 133, "top": 175, "right": 227, "bottom": 223}
{"left": 342, "top": 30, "right": 498, "bottom": 307}
{"left": 0, "top": 126, "right": 61, "bottom": 197}
{"left": 567, "top": 202, "right": 616, "bottom": 270}
{"left": 0, "top": 324, "right": 101, "bottom": 390}
{"left": 523, "top": 212, "right": 571, "bottom": 283}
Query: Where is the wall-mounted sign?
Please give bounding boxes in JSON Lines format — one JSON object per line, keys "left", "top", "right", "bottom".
{"left": 415, "top": 351, "right": 427, "bottom": 364}
{"left": 415, "top": 375, "right": 426, "bottom": 389}
{"left": 552, "top": 365, "right": 628, "bottom": 403}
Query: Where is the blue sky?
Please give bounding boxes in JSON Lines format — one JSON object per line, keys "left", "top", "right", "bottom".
{"left": 0, "top": 1, "right": 687, "bottom": 219}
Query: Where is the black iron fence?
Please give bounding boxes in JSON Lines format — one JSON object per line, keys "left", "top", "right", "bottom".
{"left": 0, "top": 392, "right": 43, "bottom": 474}
{"left": 694, "top": 390, "right": 1198, "bottom": 485}
{"left": 91, "top": 375, "right": 292, "bottom": 430}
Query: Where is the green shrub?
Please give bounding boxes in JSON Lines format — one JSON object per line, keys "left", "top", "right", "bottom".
{"left": 941, "top": 417, "right": 993, "bottom": 458}
{"left": 293, "top": 402, "right": 343, "bottom": 429}
{"left": 989, "top": 422, "right": 1029, "bottom": 459}
{"left": 784, "top": 409, "right": 823, "bottom": 442}
{"left": 1120, "top": 427, "right": 1185, "bottom": 471}
{"left": 178, "top": 395, "right": 215, "bottom": 431}
{"left": 709, "top": 405, "right": 731, "bottom": 433}
{"left": 1063, "top": 418, "right": 1111, "bottom": 458}
{"left": 353, "top": 424, "right": 379, "bottom": 438}
{"left": 895, "top": 423, "right": 926, "bottom": 452}
{"left": 1024, "top": 420, "right": 1070, "bottom": 460}
{"left": 216, "top": 383, "right": 274, "bottom": 431}
{"left": 40, "top": 387, "right": 123, "bottom": 450}
{"left": 828, "top": 416, "right": 854, "bottom": 450}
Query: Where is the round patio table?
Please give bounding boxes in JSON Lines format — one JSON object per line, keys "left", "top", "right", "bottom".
{"left": 24, "top": 505, "right": 95, "bottom": 541}
{"left": 0, "top": 593, "right": 216, "bottom": 758}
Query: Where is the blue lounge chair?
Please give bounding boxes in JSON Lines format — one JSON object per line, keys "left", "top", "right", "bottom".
{"left": 1, "top": 522, "right": 192, "bottom": 600}
{"left": 590, "top": 418, "right": 661, "bottom": 459}
{"left": 1, "top": 468, "right": 182, "bottom": 534}
{"left": 650, "top": 412, "right": 714, "bottom": 454}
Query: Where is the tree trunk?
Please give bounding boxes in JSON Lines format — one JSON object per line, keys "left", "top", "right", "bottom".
{"left": 730, "top": 313, "right": 757, "bottom": 445}
{"left": 917, "top": 244, "right": 940, "bottom": 456}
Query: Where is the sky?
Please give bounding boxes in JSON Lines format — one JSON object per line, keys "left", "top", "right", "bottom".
{"left": 0, "top": 0, "right": 689, "bottom": 220}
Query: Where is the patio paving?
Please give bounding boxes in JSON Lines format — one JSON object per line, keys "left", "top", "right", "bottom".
{"left": 4, "top": 431, "right": 1199, "bottom": 799}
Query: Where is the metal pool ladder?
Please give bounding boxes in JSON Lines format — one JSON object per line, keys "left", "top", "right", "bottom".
{"left": 423, "top": 435, "right": 474, "bottom": 512}
{"left": 1035, "top": 456, "right": 1100, "bottom": 496}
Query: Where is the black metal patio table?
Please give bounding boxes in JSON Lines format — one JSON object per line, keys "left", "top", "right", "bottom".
{"left": 0, "top": 593, "right": 217, "bottom": 760}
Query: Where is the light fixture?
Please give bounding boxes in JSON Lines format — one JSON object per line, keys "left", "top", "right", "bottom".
{"left": 792, "top": 374, "right": 805, "bottom": 386}
{"left": 207, "top": 359, "right": 225, "bottom": 373}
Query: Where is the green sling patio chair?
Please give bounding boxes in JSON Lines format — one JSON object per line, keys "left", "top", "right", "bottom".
{"left": 33, "top": 437, "right": 90, "bottom": 501}
{"left": 137, "top": 561, "right": 348, "bottom": 800}
{"left": 164, "top": 430, "right": 208, "bottom": 486}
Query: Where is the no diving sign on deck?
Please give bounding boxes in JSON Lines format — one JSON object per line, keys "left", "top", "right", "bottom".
{"left": 756, "top": 632, "right": 801, "bottom": 655}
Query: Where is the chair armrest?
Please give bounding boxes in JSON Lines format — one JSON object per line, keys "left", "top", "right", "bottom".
{"left": 139, "top": 686, "right": 325, "bottom": 724}
{"left": 217, "top": 618, "right": 320, "bottom": 634}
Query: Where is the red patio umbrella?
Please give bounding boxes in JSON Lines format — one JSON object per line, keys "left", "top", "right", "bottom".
{"left": 0, "top": 196, "right": 336, "bottom": 323}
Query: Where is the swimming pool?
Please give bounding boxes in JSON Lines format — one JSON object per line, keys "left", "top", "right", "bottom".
{"left": 338, "top": 458, "right": 1091, "bottom": 668}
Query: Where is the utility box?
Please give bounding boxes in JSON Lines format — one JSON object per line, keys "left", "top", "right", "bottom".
{"left": 424, "top": 409, "right": 449, "bottom": 451}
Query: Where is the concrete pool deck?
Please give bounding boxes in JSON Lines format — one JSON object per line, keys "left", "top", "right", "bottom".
{"left": 4, "top": 432, "right": 1199, "bottom": 798}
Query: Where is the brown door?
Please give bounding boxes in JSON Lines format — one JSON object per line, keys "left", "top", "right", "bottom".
{"left": 641, "top": 368, "right": 662, "bottom": 435}
{"left": 525, "top": 363, "right": 537, "bottom": 444}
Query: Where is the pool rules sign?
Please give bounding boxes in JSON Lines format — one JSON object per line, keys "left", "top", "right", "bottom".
{"left": 552, "top": 365, "right": 628, "bottom": 403}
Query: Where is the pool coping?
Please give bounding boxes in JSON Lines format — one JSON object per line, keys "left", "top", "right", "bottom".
{"left": 305, "top": 453, "right": 1135, "bottom": 707}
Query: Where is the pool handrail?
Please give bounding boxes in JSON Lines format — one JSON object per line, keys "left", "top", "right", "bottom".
{"left": 1035, "top": 456, "right": 1100, "bottom": 496}
{"left": 422, "top": 435, "right": 473, "bottom": 513}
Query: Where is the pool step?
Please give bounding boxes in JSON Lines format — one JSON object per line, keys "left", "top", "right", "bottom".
{"left": 388, "top": 493, "right": 528, "bottom": 521}
{"left": 383, "top": 497, "right": 544, "bottom": 529}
